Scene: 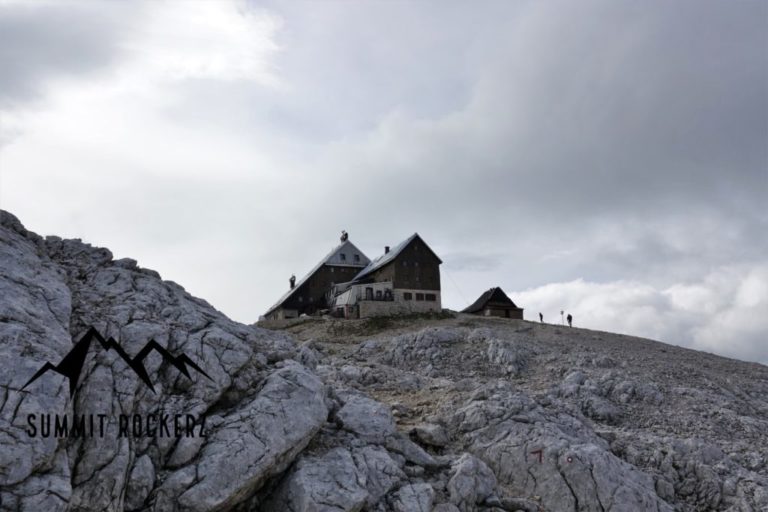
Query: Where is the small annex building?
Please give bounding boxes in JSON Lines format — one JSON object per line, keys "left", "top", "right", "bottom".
{"left": 462, "top": 287, "right": 523, "bottom": 319}
{"left": 329, "top": 233, "right": 442, "bottom": 319}
{"left": 263, "top": 235, "right": 370, "bottom": 320}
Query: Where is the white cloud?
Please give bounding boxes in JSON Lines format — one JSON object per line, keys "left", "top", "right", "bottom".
{"left": 513, "top": 264, "right": 768, "bottom": 363}
{"left": 119, "top": 0, "right": 281, "bottom": 86}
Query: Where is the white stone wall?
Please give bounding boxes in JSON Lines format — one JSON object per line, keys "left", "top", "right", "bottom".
{"left": 358, "top": 289, "right": 441, "bottom": 318}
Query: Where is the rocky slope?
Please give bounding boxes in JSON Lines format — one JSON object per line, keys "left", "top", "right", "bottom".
{"left": 1, "top": 209, "right": 766, "bottom": 512}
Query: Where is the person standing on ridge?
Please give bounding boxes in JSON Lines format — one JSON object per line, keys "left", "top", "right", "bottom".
{"left": 567, "top": 313, "right": 573, "bottom": 327}
{"left": 539, "top": 312, "right": 543, "bottom": 323}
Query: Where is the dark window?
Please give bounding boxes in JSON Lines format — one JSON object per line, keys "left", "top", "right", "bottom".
{"left": 384, "top": 289, "right": 393, "bottom": 300}
{"left": 402, "top": 260, "right": 407, "bottom": 266}
{"left": 426, "top": 294, "right": 436, "bottom": 301}
{"left": 340, "top": 253, "right": 346, "bottom": 261}
{"left": 376, "top": 290, "right": 382, "bottom": 300}
{"left": 331, "top": 267, "right": 334, "bottom": 272}
{"left": 354, "top": 254, "right": 360, "bottom": 262}
{"left": 416, "top": 293, "right": 424, "bottom": 301}
{"left": 365, "top": 287, "right": 373, "bottom": 300}
{"left": 404, "top": 292, "right": 413, "bottom": 300}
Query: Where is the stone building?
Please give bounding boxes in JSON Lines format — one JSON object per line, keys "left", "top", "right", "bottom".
{"left": 263, "top": 238, "right": 370, "bottom": 320}
{"left": 329, "top": 233, "right": 442, "bottom": 319}
{"left": 462, "top": 287, "right": 523, "bottom": 319}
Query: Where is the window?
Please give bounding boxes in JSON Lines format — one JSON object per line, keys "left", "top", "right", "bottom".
{"left": 331, "top": 267, "right": 334, "bottom": 273}
{"left": 426, "top": 294, "right": 436, "bottom": 301}
{"left": 340, "top": 253, "right": 346, "bottom": 261}
{"left": 404, "top": 292, "right": 413, "bottom": 300}
{"left": 354, "top": 254, "right": 360, "bottom": 262}
{"left": 416, "top": 293, "right": 424, "bottom": 301}
{"left": 298, "top": 296, "right": 303, "bottom": 302}
{"left": 365, "top": 287, "right": 373, "bottom": 300}
{"left": 376, "top": 290, "right": 382, "bottom": 300}
{"left": 402, "top": 260, "right": 407, "bottom": 266}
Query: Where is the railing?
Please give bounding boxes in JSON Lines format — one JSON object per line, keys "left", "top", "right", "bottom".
{"left": 355, "top": 293, "right": 395, "bottom": 302}
{"left": 355, "top": 290, "right": 395, "bottom": 302}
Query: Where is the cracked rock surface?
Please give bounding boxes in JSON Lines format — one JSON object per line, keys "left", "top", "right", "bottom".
{"left": 0, "top": 212, "right": 325, "bottom": 512}
{"left": 2, "top": 210, "right": 768, "bottom": 511}
{"left": 269, "top": 307, "right": 768, "bottom": 511}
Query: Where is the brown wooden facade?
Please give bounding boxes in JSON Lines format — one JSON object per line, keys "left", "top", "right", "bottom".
{"left": 354, "top": 236, "right": 441, "bottom": 291}
{"left": 265, "top": 234, "right": 445, "bottom": 320}
{"left": 462, "top": 287, "right": 523, "bottom": 319}
{"left": 264, "top": 239, "right": 370, "bottom": 320}
{"left": 280, "top": 265, "right": 361, "bottom": 315}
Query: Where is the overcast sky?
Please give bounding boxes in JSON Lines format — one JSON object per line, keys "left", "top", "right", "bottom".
{"left": 1, "top": 0, "right": 766, "bottom": 363}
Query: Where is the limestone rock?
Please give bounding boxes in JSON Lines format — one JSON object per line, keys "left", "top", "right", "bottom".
{"left": 0, "top": 211, "right": 326, "bottom": 511}
{"left": 447, "top": 454, "right": 498, "bottom": 512}
{"left": 125, "top": 455, "right": 155, "bottom": 511}
{"left": 262, "top": 448, "right": 369, "bottom": 512}
{"left": 388, "top": 482, "right": 435, "bottom": 512}
{"left": 175, "top": 364, "right": 328, "bottom": 512}
{"left": 335, "top": 394, "right": 397, "bottom": 443}
{"left": 411, "top": 423, "right": 449, "bottom": 447}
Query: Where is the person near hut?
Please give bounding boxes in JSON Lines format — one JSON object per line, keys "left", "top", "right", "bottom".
{"left": 539, "top": 312, "right": 543, "bottom": 323}
{"left": 567, "top": 313, "right": 573, "bottom": 327}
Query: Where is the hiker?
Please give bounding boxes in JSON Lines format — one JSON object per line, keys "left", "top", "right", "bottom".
{"left": 567, "top": 313, "right": 572, "bottom": 327}
{"left": 539, "top": 312, "right": 543, "bottom": 323}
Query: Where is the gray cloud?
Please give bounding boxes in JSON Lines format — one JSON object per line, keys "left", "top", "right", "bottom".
{"left": 0, "top": 2, "right": 130, "bottom": 108}
{"left": 442, "top": 252, "right": 503, "bottom": 273}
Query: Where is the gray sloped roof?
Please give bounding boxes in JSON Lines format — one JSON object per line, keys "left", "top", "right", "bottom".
{"left": 264, "top": 240, "right": 369, "bottom": 316}
{"left": 462, "top": 287, "right": 520, "bottom": 313}
{"left": 351, "top": 233, "right": 442, "bottom": 283}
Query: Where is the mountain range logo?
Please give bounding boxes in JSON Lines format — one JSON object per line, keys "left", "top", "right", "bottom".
{"left": 22, "top": 326, "right": 212, "bottom": 398}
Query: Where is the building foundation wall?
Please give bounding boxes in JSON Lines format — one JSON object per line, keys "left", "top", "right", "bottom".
{"left": 358, "top": 289, "right": 441, "bottom": 318}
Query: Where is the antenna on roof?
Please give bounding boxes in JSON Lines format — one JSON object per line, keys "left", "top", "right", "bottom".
{"left": 340, "top": 230, "right": 348, "bottom": 242}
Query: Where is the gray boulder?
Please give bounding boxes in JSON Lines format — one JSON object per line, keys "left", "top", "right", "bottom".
{"left": 388, "top": 483, "right": 435, "bottom": 512}
{"left": 447, "top": 454, "right": 498, "bottom": 512}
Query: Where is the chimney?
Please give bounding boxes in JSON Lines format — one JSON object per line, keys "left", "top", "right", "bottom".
{"left": 289, "top": 274, "right": 296, "bottom": 289}
{"left": 384, "top": 246, "right": 390, "bottom": 254}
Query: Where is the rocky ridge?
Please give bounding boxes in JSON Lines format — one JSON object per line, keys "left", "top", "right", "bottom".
{"left": 1, "top": 210, "right": 766, "bottom": 511}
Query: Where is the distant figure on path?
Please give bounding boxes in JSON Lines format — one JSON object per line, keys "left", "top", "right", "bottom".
{"left": 539, "top": 312, "right": 543, "bottom": 323}
{"left": 567, "top": 313, "right": 573, "bottom": 327}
